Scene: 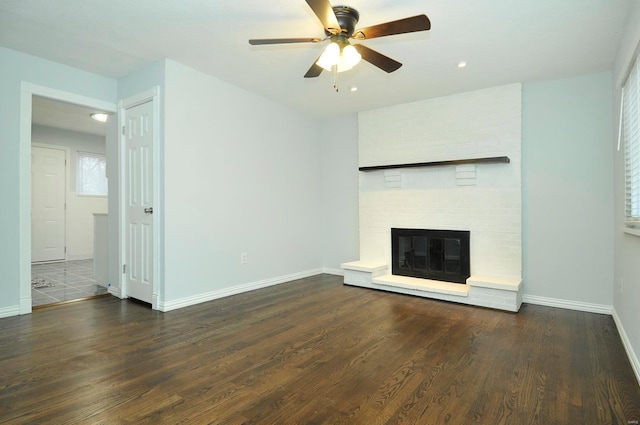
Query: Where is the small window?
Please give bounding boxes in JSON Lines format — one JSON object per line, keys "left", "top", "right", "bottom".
{"left": 77, "top": 152, "right": 107, "bottom": 196}
{"left": 623, "top": 55, "right": 640, "bottom": 228}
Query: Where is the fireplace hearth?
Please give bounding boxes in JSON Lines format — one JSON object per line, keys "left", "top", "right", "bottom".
{"left": 391, "top": 228, "right": 470, "bottom": 284}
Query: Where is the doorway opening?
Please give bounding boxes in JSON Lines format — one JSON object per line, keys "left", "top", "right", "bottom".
{"left": 30, "top": 96, "right": 111, "bottom": 307}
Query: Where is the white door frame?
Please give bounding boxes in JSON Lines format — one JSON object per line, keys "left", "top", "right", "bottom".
{"left": 119, "top": 87, "right": 161, "bottom": 310}
{"left": 19, "top": 83, "right": 117, "bottom": 314}
{"left": 31, "top": 143, "right": 70, "bottom": 262}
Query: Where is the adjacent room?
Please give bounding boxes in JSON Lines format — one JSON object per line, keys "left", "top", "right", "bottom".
{"left": 30, "top": 96, "right": 110, "bottom": 307}
{"left": 1, "top": 0, "right": 639, "bottom": 423}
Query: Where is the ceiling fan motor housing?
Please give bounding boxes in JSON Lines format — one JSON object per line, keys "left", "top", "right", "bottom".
{"left": 327, "top": 6, "right": 360, "bottom": 37}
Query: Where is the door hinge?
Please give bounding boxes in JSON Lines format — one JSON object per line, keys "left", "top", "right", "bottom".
{"left": 122, "top": 125, "right": 126, "bottom": 136}
{"left": 64, "top": 246, "right": 67, "bottom": 253}
{"left": 123, "top": 264, "right": 127, "bottom": 274}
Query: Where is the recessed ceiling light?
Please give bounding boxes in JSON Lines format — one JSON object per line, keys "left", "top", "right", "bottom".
{"left": 350, "top": 86, "right": 358, "bottom": 92}
{"left": 457, "top": 61, "right": 467, "bottom": 69}
{"left": 90, "top": 113, "right": 108, "bottom": 123}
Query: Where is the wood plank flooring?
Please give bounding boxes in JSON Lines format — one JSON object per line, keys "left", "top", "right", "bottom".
{"left": 0, "top": 274, "right": 639, "bottom": 424}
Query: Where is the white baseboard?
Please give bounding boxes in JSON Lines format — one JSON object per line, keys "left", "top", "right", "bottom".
{"left": 108, "top": 285, "right": 122, "bottom": 298}
{"left": 522, "top": 294, "right": 612, "bottom": 314}
{"left": 67, "top": 254, "right": 93, "bottom": 261}
{"left": 158, "top": 268, "right": 324, "bottom": 312}
{"left": 20, "top": 297, "right": 32, "bottom": 315}
{"left": 322, "top": 267, "right": 344, "bottom": 276}
{"left": 613, "top": 308, "right": 640, "bottom": 387}
{"left": 0, "top": 305, "right": 20, "bottom": 319}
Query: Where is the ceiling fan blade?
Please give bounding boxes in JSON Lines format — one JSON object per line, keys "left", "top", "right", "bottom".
{"left": 305, "top": 0, "right": 341, "bottom": 34}
{"left": 355, "top": 45, "right": 402, "bottom": 73}
{"left": 353, "top": 15, "right": 431, "bottom": 40}
{"left": 304, "top": 57, "right": 324, "bottom": 78}
{"left": 249, "top": 37, "right": 322, "bottom": 45}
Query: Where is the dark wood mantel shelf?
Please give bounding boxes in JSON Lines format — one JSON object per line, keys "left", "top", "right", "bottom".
{"left": 358, "top": 156, "right": 510, "bottom": 172}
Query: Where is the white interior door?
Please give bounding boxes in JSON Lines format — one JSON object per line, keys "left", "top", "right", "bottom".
{"left": 31, "top": 146, "right": 66, "bottom": 262}
{"left": 124, "top": 100, "right": 154, "bottom": 303}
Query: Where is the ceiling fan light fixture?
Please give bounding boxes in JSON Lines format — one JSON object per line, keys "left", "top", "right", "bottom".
{"left": 249, "top": 3, "right": 431, "bottom": 81}
{"left": 317, "top": 42, "right": 340, "bottom": 71}
{"left": 90, "top": 112, "right": 108, "bottom": 123}
{"left": 341, "top": 44, "right": 361, "bottom": 70}
{"left": 317, "top": 41, "right": 362, "bottom": 73}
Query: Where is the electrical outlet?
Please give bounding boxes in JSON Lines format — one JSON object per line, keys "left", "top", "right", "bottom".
{"left": 241, "top": 253, "right": 248, "bottom": 265}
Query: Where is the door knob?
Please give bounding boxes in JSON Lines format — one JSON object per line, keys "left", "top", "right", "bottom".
{"left": 144, "top": 207, "right": 153, "bottom": 214}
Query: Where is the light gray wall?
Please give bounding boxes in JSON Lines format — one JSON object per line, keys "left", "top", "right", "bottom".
{"left": 162, "top": 59, "right": 323, "bottom": 303}
{"left": 319, "top": 114, "right": 360, "bottom": 272}
{"left": 612, "top": 1, "right": 640, "bottom": 383}
{"left": 0, "top": 46, "right": 116, "bottom": 315}
{"left": 522, "top": 72, "right": 614, "bottom": 305}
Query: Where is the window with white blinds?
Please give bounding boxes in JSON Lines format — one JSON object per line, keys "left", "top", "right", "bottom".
{"left": 623, "top": 55, "right": 640, "bottom": 228}
{"left": 76, "top": 151, "right": 108, "bottom": 196}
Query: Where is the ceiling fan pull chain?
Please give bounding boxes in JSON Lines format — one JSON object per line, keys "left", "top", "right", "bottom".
{"left": 333, "top": 65, "right": 339, "bottom": 92}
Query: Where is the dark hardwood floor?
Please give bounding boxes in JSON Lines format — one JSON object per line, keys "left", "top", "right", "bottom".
{"left": 1, "top": 274, "right": 639, "bottom": 424}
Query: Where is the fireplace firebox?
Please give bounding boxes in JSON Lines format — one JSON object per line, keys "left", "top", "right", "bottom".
{"left": 391, "top": 228, "right": 470, "bottom": 284}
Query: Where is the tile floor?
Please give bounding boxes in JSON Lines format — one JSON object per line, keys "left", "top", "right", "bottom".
{"left": 31, "top": 259, "right": 109, "bottom": 307}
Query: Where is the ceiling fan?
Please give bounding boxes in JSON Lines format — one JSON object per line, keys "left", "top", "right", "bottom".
{"left": 248, "top": 0, "right": 431, "bottom": 79}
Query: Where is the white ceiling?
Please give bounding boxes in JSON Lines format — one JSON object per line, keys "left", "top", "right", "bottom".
{"left": 31, "top": 96, "right": 107, "bottom": 136}
{"left": 1, "top": 0, "right": 634, "bottom": 122}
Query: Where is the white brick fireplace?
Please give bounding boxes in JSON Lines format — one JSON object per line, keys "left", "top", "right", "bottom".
{"left": 342, "top": 84, "right": 523, "bottom": 311}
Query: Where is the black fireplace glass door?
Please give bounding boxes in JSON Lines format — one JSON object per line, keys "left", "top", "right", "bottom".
{"left": 428, "top": 238, "right": 443, "bottom": 272}
{"left": 444, "top": 238, "right": 461, "bottom": 274}
{"left": 396, "top": 235, "right": 428, "bottom": 276}
{"left": 392, "top": 228, "right": 470, "bottom": 284}
{"left": 412, "top": 236, "right": 427, "bottom": 271}
{"left": 397, "top": 235, "right": 412, "bottom": 272}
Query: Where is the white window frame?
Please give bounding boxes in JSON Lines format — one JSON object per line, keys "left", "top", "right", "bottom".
{"left": 76, "top": 151, "right": 108, "bottom": 197}
{"left": 622, "top": 55, "right": 640, "bottom": 230}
